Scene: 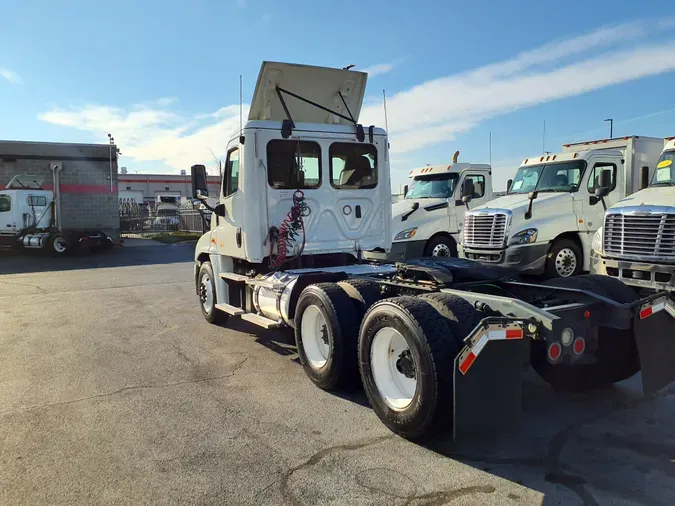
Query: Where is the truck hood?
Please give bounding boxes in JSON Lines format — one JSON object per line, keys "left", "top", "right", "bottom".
{"left": 248, "top": 62, "right": 367, "bottom": 125}
{"left": 469, "top": 192, "right": 570, "bottom": 214}
{"left": 611, "top": 186, "right": 675, "bottom": 209}
{"left": 391, "top": 198, "right": 448, "bottom": 234}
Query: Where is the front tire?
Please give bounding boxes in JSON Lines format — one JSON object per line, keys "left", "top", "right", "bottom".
{"left": 359, "top": 297, "right": 463, "bottom": 439}
{"left": 424, "top": 235, "right": 457, "bottom": 258}
{"left": 545, "top": 239, "right": 582, "bottom": 279}
{"left": 295, "top": 283, "right": 360, "bottom": 390}
{"left": 198, "top": 262, "right": 228, "bottom": 325}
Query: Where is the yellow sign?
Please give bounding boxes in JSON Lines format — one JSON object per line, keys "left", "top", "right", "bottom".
{"left": 657, "top": 159, "right": 673, "bottom": 169}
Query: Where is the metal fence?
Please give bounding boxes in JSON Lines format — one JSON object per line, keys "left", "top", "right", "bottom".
{"left": 120, "top": 205, "right": 210, "bottom": 238}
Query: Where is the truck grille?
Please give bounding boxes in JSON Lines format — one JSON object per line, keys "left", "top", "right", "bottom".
{"left": 604, "top": 212, "right": 675, "bottom": 260}
{"left": 464, "top": 213, "right": 508, "bottom": 248}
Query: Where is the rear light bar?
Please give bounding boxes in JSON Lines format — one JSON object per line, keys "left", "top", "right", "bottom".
{"left": 458, "top": 323, "right": 524, "bottom": 375}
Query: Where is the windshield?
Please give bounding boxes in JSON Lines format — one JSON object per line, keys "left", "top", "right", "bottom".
{"left": 508, "top": 160, "right": 584, "bottom": 194}
{"left": 651, "top": 150, "right": 675, "bottom": 186}
{"left": 405, "top": 173, "right": 459, "bottom": 199}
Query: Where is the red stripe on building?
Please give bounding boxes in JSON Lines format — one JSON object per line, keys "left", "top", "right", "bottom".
{"left": 119, "top": 178, "right": 220, "bottom": 185}
{"left": 1, "top": 184, "right": 117, "bottom": 193}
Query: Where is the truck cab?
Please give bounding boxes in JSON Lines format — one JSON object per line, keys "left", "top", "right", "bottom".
{"left": 364, "top": 156, "right": 492, "bottom": 261}
{"left": 460, "top": 136, "right": 663, "bottom": 278}
{"left": 591, "top": 137, "right": 675, "bottom": 291}
{"left": 192, "top": 61, "right": 391, "bottom": 305}
{"left": 0, "top": 176, "right": 53, "bottom": 249}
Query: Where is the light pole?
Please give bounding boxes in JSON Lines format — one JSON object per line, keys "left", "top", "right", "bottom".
{"left": 605, "top": 118, "right": 613, "bottom": 138}
{"left": 107, "top": 133, "right": 121, "bottom": 192}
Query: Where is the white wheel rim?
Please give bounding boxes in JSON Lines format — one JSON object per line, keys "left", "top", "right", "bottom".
{"left": 53, "top": 237, "right": 67, "bottom": 253}
{"left": 555, "top": 248, "right": 577, "bottom": 277}
{"left": 432, "top": 243, "right": 452, "bottom": 257}
{"left": 301, "top": 305, "right": 331, "bottom": 370}
{"left": 200, "top": 273, "right": 214, "bottom": 312}
{"left": 371, "top": 327, "right": 417, "bottom": 411}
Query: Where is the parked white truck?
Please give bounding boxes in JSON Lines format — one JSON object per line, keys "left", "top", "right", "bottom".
{"left": 0, "top": 173, "right": 113, "bottom": 255}
{"left": 460, "top": 136, "right": 664, "bottom": 278}
{"left": 591, "top": 137, "right": 675, "bottom": 292}
{"left": 364, "top": 154, "right": 492, "bottom": 261}
{"left": 190, "top": 62, "right": 675, "bottom": 440}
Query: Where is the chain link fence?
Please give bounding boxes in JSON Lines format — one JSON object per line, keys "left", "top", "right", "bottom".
{"left": 119, "top": 199, "right": 210, "bottom": 238}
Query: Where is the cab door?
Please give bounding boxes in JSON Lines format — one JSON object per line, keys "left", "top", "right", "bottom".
{"left": 578, "top": 158, "right": 621, "bottom": 234}
{"left": 214, "top": 146, "right": 245, "bottom": 258}
{"left": 0, "top": 193, "right": 15, "bottom": 234}
{"left": 454, "top": 172, "right": 489, "bottom": 233}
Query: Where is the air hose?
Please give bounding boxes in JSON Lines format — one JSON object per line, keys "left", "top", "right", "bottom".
{"left": 269, "top": 190, "right": 309, "bottom": 270}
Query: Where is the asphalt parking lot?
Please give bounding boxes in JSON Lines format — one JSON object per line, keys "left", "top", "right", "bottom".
{"left": 1, "top": 245, "right": 674, "bottom": 505}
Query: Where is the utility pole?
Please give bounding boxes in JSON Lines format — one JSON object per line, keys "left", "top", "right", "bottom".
{"left": 605, "top": 118, "right": 613, "bottom": 138}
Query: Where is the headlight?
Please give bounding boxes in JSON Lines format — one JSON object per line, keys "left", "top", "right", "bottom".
{"left": 508, "top": 228, "right": 538, "bottom": 246}
{"left": 394, "top": 227, "right": 418, "bottom": 241}
{"left": 592, "top": 227, "right": 603, "bottom": 253}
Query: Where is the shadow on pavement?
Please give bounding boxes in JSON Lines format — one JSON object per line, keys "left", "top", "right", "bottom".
{"left": 0, "top": 244, "right": 195, "bottom": 275}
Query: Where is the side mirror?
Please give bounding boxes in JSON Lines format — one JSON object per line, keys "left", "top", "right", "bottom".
{"left": 214, "top": 203, "right": 226, "bottom": 217}
{"left": 525, "top": 191, "right": 538, "bottom": 220}
{"left": 506, "top": 179, "right": 513, "bottom": 193}
{"left": 403, "top": 185, "right": 409, "bottom": 198}
{"left": 461, "top": 178, "right": 475, "bottom": 205}
{"left": 191, "top": 164, "right": 209, "bottom": 200}
{"left": 640, "top": 166, "right": 650, "bottom": 190}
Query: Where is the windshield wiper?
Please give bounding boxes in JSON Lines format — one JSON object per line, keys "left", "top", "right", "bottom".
{"left": 650, "top": 182, "right": 675, "bottom": 187}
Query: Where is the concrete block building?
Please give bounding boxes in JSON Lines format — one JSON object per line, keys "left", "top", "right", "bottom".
{"left": 0, "top": 140, "right": 120, "bottom": 241}
{"left": 118, "top": 173, "right": 221, "bottom": 204}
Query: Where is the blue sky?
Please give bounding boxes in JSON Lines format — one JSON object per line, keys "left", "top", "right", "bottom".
{"left": 2, "top": 0, "right": 675, "bottom": 191}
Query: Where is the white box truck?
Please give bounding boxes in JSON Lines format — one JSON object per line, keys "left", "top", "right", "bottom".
{"left": 591, "top": 137, "right": 675, "bottom": 292}
{"left": 460, "top": 136, "right": 663, "bottom": 279}
{"left": 364, "top": 153, "right": 492, "bottom": 261}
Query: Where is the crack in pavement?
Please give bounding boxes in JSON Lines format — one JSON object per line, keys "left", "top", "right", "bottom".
{"left": 279, "top": 435, "right": 394, "bottom": 505}
{"left": 0, "top": 279, "right": 47, "bottom": 294}
{"left": 0, "top": 356, "right": 250, "bottom": 417}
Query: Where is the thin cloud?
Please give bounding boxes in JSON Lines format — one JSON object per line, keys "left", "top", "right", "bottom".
{"left": 361, "top": 61, "right": 400, "bottom": 78}
{"left": 360, "top": 21, "right": 675, "bottom": 155}
{"left": 0, "top": 68, "right": 22, "bottom": 84}
{"left": 38, "top": 19, "right": 675, "bottom": 172}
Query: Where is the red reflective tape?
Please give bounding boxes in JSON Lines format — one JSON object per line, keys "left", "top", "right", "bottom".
{"left": 640, "top": 307, "right": 653, "bottom": 320}
{"left": 459, "top": 351, "right": 477, "bottom": 375}
{"left": 505, "top": 329, "right": 523, "bottom": 339}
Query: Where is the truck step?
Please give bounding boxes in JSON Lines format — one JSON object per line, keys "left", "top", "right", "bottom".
{"left": 240, "top": 313, "right": 282, "bottom": 329}
{"left": 219, "top": 272, "right": 250, "bottom": 282}
{"left": 215, "top": 303, "right": 245, "bottom": 315}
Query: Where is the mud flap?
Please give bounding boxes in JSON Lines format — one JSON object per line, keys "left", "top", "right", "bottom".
{"left": 452, "top": 331, "right": 530, "bottom": 441}
{"left": 634, "top": 309, "right": 675, "bottom": 395}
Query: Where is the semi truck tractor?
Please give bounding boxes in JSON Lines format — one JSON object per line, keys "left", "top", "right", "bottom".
{"left": 460, "top": 136, "right": 663, "bottom": 279}
{"left": 0, "top": 173, "right": 113, "bottom": 255}
{"left": 364, "top": 154, "right": 492, "bottom": 261}
{"left": 190, "top": 62, "right": 675, "bottom": 440}
{"left": 591, "top": 137, "right": 675, "bottom": 292}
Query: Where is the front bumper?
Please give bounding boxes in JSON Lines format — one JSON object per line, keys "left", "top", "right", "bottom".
{"left": 363, "top": 240, "right": 426, "bottom": 262}
{"left": 461, "top": 242, "right": 549, "bottom": 275}
{"left": 591, "top": 254, "right": 675, "bottom": 292}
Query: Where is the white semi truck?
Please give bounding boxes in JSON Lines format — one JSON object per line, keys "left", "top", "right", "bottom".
{"left": 461, "top": 136, "right": 663, "bottom": 279}
{"left": 0, "top": 173, "right": 113, "bottom": 255}
{"left": 364, "top": 155, "right": 492, "bottom": 261}
{"left": 190, "top": 62, "right": 675, "bottom": 440}
{"left": 591, "top": 137, "right": 675, "bottom": 292}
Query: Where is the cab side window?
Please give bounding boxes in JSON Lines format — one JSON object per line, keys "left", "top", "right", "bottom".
{"left": 223, "top": 148, "right": 240, "bottom": 197}
{"left": 465, "top": 174, "right": 486, "bottom": 198}
{"left": 0, "top": 195, "right": 10, "bottom": 212}
{"left": 587, "top": 163, "right": 617, "bottom": 193}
